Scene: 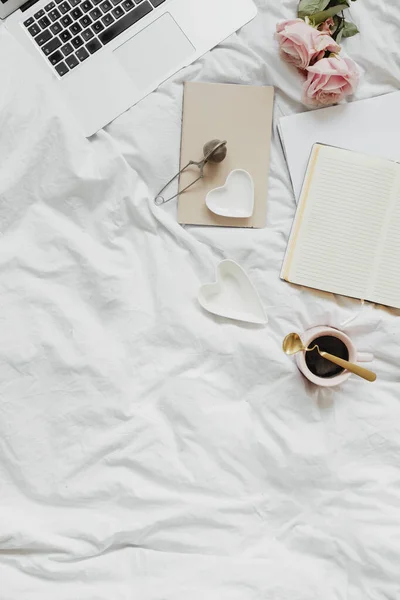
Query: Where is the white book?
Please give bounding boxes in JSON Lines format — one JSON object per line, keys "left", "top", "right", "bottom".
{"left": 278, "top": 91, "right": 400, "bottom": 201}
{"left": 281, "top": 144, "right": 400, "bottom": 309}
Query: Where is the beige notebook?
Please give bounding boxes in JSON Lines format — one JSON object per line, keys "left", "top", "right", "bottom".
{"left": 178, "top": 82, "right": 274, "bottom": 228}
{"left": 281, "top": 143, "right": 400, "bottom": 309}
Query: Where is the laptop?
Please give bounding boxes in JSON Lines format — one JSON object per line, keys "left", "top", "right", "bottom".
{"left": 2, "top": 0, "right": 257, "bottom": 136}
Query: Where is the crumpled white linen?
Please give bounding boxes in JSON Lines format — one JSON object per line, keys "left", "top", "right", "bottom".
{"left": 1, "top": 1, "right": 400, "bottom": 598}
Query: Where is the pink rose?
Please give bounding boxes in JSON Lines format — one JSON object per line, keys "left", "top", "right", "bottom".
{"left": 303, "top": 55, "right": 359, "bottom": 107}
{"left": 319, "top": 17, "right": 335, "bottom": 34}
{"left": 276, "top": 19, "right": 340, "bottom": 70}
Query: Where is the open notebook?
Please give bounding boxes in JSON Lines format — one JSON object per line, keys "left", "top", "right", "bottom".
{"left": 281, "top": 144, "right": 400, "bottom": 309}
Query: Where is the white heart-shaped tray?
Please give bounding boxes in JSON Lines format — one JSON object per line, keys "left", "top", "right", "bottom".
{"left": 198, "top": 260, "right": 267, "bottom": 325}
{"left": 205, "top": 170, "right": 254, "bottom": 218}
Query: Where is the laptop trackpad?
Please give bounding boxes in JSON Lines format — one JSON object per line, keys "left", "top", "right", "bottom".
{"left": 113, "top": 13, "right": 195, "bottom": 91}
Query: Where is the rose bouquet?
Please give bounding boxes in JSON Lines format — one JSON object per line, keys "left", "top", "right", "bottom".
{"left": 277, "top": 0, "right": 360, "bottom": 107}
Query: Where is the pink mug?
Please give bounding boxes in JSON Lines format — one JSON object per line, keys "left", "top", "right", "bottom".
{"left": 296, "top": 326, "right": 373, "bottom": 387}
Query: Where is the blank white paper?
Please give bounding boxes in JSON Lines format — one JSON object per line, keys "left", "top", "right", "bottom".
{"left": 279, "top": 91, "right": 400, "bottom": 201}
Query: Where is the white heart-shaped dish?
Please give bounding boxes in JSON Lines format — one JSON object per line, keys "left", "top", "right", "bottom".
{"left": 198, "top": 260, "right": 267, "bottom": 325}
{"left": 205, "top": 170, "right": 255, "bottom": 218}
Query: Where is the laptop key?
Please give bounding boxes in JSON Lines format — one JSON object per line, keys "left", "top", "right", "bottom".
{"left": 45, "top": 2, "right": 55, "bottom": 10}
{"left": 100, "top": 0, "right": 112, "bottom": 11}
{"left": 99, "top": 1, "right": 152, "bottom": 45}
{"left": 82, "top": 27, "right": 94, "bottom": 40}
{"left": 28, "top": 23, "right": 41, "bottom": 36}
{"left": 92, "top": 20, "right": 104, "bottom": 33}
{"left": 38, "top": 16, "right": 51, "bottom": 28}
{"left": 80, "top": 14, "right": 91, "bottom": 26}
{"left": 35, "top": 28, "right": 52, "bottom": 46}
{"left": 71, "top": 7, "right": 83, "bottom": 18}
{"left": 60, "top": 29, "right": 72, "bottom": 41}
{"left": 70, "top": 22, "right": 82, "bottom": 34}
{"left": 112, "top": 5, "right": 123, "bottom": 17}
{"left": 101, "top": 12, "right": 113, "bottom": 25}
{"left": 61, "top": 14, "right": 72, "bottom": 25}
{"left": 76, "top": 47, "right": 89, "bottom": 61}
{"left": 49, "top": 8, "right": 61, "bottom": 20}
{"left": 81, "top": 0, "right": 93, "bottom": 11}
{"left": 34, "top": 9, "right": 45, "bottom": 18}
{"left": 71, "top": 35, "right": 84, "bottom": 48}
{"left": 66, "top": 54, "right": 79, "bottom": 68}
{"left": 42, "top": 36, "right": 62, "bottom": 54}
{"left": 61, "top": 42, "right": 74, "bottom": 55}
{"left": 150, "top": 0, "right": 165, "bottom": 6}
{"left": 55, "top": 61, "right": 69, "bottom": 76}
{"left": 122, "top": 0, "right": 133, "bottom": 9}
{"left": 90, "top": 7, "right": 101, "bottom": 19}
{"left": 24, "top": 17, "right": 35, "bottom": 26}
{"left": 86, "top": 38, "right": 101, "bottom": 53}
{"left": 49, "top": 49, "right": 63, "bottom": 64}
{"left": 69, "top": 0, "right": 81, "bottom": 4}
{"left": 50, "top": 21, "right": 62, "bottom": 34}
{"left": 59, "top": 1, "right": 71, "bottom": 13}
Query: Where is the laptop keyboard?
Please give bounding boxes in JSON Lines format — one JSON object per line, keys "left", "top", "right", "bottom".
{"left": 23, "top": 0, "right": 166, "bottom": 77}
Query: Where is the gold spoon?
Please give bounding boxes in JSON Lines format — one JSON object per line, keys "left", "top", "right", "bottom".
{"left": 282, "top": 333, "right": 377, "bottom": 383}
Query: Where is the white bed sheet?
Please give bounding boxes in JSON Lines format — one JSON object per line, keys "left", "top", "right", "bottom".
{"left": 1, "top": 1, "right": 400, "bottom": 598}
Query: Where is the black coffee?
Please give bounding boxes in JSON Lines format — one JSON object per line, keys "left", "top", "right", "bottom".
{"left": 305, "top": 335, "right": 349, "bottom": 379}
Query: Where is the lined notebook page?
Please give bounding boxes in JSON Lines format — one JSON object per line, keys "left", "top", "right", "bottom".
{"left": 372, "top": 186, "right": 400, "bottom": 307}
{"left": 282, "top": 145, "right": 399, "bottom": 304}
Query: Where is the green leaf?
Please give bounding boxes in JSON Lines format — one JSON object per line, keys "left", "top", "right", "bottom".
{"left": 331, "top": 14, "right": 342, "bottom": 33}
{"left": 328, "top": 0, "right": 349, "bottom": 7}
{"left": 332, "top": 15, "right": 343, "bottom": 40}
{"left": 336, "top": 25, "right": 344, "bottom": 43}
{"left": 309, "top": 4, "right": 349, "bottom": 25}
{"left": 342, "top": 20, "right": 360, "bottom": 37}
{"left": 298, "top": 0, "right": 330, "bottom": 19}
